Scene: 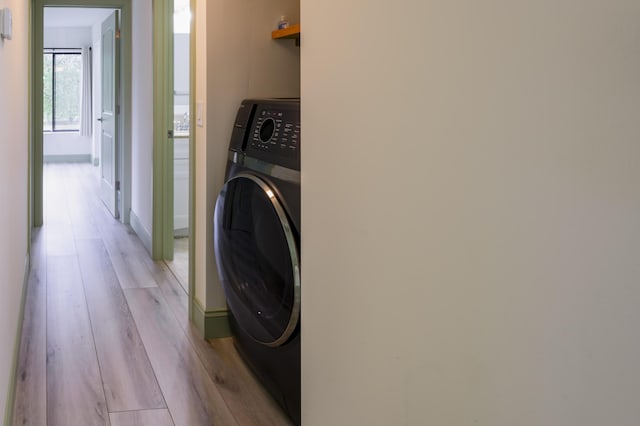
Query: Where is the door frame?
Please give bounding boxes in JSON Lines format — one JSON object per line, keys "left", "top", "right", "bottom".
{"left": 151, "top": 0, "right": 173, "bottom": 260}
{"left": 188, "top": 0, "right": 195, "bottom": 318}
{"left": 31, "top": 0, "right": 132, "bottom": 227}
{"left": 152, "top": 0, "right": 197, "bottom": 320}
{"left": 31, "top": 0, "right": 197, "bottom": 323}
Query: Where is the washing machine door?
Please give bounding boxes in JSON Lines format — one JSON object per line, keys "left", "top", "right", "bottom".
{"left": 214, "top": 172, "right": 300, "bottom": 347}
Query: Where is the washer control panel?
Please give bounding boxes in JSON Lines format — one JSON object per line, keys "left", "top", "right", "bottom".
{"left": 251, "top": 107, "right": 300, "bottom": 153}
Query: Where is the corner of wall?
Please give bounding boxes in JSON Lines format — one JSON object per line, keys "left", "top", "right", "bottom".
{"left": 130, "top": 209, "right": 152, "bottom": 255}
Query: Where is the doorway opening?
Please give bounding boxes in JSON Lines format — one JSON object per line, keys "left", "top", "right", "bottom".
{"left": 32, "top": 0, "right": 132, "bottom": 230}
{"left": 164, "top": 0, "right": 191, "bottom": 294}
{"left": 42, "top": 7, "right": 120, "bottom": 218}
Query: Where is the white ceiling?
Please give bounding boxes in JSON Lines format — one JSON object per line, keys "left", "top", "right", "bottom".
{"left": 44, "top": 7, "right": 115, "bottom": 28}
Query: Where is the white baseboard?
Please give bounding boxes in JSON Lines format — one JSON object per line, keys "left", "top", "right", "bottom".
{"left": 174, "top": 214, "right": 189, "bottom": 231}
{"left": 130, "top": 210, "right": 152, "bottom": 255}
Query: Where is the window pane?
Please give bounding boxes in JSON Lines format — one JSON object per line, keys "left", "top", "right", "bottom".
{"left": 43, "top": 53, "right": 53, "bottom": 132}
{"left": 54, "top": 54, "right": 82, "bottom": 131}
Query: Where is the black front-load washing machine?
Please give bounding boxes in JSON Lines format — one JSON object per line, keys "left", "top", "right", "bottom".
{"left": 213, "top": 99, "right": 301, "bottom": 425}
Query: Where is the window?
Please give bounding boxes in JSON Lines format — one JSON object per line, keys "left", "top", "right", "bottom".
{"left": 43, "top": 49, "right": 82, "bottom": 132}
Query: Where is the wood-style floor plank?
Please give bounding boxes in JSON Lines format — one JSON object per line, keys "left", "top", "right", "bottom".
{"left": 44, "top": 165, "right": 76, "bottom": 257}
{"left": 207, "top": 337, "right": 294, "bottom": 426}
{"left": 93, "top": 204, "right": 158, "bottom": 290}
{"left": 13, "top": 164, "right": 292, "bottom": 426}
{"left": 67, "top": 164, "right": 102, "bottom": 240}
{"left": 76, "top": 164, "right": 158, "bottom": 290}
{"left": 166, "top": 237, "right": 189, "bottom": 294}
{"left": 124, "top": 287, "right": 239, "bottom": 426}
{"left": 147, "top": 244, "right": 291, "bottom": 424}
{"left": 76, "top": 238, "right": 166, "bottom": 412}
{"left": 46, "top": 254, "right": 109, "bottom": 426}
{"left": 109, "top": 409, "right": 174, "bottom": 426}
{"left": 100, "top": 224, "right": 158, "bottom": 290}
{"left": 147, "top": 260, "right": 190, "bottom": 330}
{"left": 12, "top": 229, "right": 47, "bottom": 426}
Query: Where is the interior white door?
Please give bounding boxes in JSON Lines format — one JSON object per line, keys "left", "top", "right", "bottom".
{"left": 100, "top": 10, "right": 119, "bottom": 218}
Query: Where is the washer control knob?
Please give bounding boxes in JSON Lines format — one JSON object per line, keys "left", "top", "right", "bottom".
{"left": 259, "top": 118, "right": 276, "bottom": 143}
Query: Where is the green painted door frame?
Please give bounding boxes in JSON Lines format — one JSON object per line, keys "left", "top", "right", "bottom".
{"left": 153, "top": 0, "right": 197, "bottom": 322}
{"left": 31, "top": 0, "right": 132, "bottom": 228}
{"left": 151, "top": 0, "right": 174, "bottom": 261}
{"left": 188, "top": 0, "right": 195, "bottom": 322}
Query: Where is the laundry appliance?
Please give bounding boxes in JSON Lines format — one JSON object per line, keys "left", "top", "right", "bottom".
{"left": 214, "top": 98, "right": 301, "bottom": 425}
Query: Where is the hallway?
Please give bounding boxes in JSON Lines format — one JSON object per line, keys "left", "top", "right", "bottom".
{"left": 12, "top": 163, "right": 291, "bottom": 425}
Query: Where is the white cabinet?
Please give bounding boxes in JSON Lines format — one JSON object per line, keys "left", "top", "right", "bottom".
{"left": 174, "top": 138, "right": 189, "bottom": 233}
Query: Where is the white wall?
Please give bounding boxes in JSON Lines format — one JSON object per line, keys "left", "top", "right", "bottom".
{"left": 43, "top": 132, "right": 91, "bottom": 160}
{"left": 174, "top": 33, "right": 189, "bottom": 112}
{"left": 130, "top": 0, "right": 153, "bottom": 237}
{"left": 43, "top": 26, "right": 91, "bottom": 47}
{"left": 194, "top": 0, "right": 300, "bottom": 308}
{"left": 302, "top": 1, "right": 640, "bottom": 425}
{"left": 0, "top": 0, "right": 30, "bottom": 421}
{"left": 174, "top": 139, "right": 189, "bottom": 231}
{"left": 173, "top": 33, "right": 189, "bottom": 232}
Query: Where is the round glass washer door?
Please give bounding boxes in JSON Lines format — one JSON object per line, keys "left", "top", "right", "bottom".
{"left": 214, "top": 173, "right": 300, "bottom": 347}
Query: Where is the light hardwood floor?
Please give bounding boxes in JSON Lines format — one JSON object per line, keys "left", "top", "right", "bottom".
{"left": 12, "top": 163, "right": 292, "bottom": 426}
{"left": 166, "top": 236, "right": 189, "bottom": 294}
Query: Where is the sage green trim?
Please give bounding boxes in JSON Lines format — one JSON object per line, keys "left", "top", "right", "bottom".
{"left": 192, "top": 299, "right": 232, "bottom": 339}
{"left": 151, "top": 0, "right": 174, "bottom": 261}
{"left": 28, "top": 0, "right": 33, "bottom": 247}
{"left": 3, "top": 256, "right": 31, "bottom": 426}
{"left": 205, "top": 311, "right": 231, "bottom": 339}
{"left": 188, "top": 0, "right": 195, "bottom": 323}
{"left": 32, "top": 3, "right": 43, "bottom": 228}
{"left": 31, "top": 0, "right": 132, "bottom": 228}
{"left": 43, "top": 154, "right": 91, "bottom": 163}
